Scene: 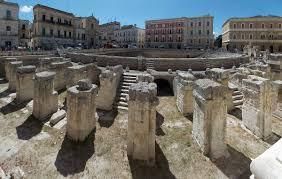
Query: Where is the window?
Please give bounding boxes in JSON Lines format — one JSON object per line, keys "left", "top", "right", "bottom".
{"left": 42, "top": 28, "right": 46, "bottom": 36}
{"left": 22, "top": 33, "right": 25, "bottom": 38}
{"left": 42, "top": 15, "right": 46, "bottom": 21}
{"left": 82, "top": 34, "right": 86, "bottom": 40}
{"left": 250, "top": 34, "right": 253, "bottom": 39}
{"left": 207, "top": 30, "right": 210, "bottom": 35}
{"left": 91, "top": 24, "right": 94, "bottom": 29}
{"left": 178, "top": 36, "right": 181, "bottom": 42}
{"left": 198, "top": 39, "right": 201, "bottom": 43}
{"left": 58, "top": 30, "right": 61, "bottom": 37}
{"left": 207, "top": 21, "right": 210, "bottom": 26}
{"left": 270, "top": 24, "right": 273, "bottom": 28}
{"left": 279, "top": 24, "right": 282, "bottom": 29}
{"left": 262, "top": 24, "right": 265, "bottom": 28}
{"left": 190, "top": 30, "right": 193, "bottom": 35}
{"left": 233, "top": 24, "right": 236, "bottom": 29}
{"left": 64, "top": 31, "right": 67, "bottom": 38}
{"left": 241, "top": 34, "right": 245, "bottom": 39}
{"left": 50, "top": 29, "right": 53, "bottom": 36}
{"left": 34, "top": 15, "right": 37, "bottom": 21}
{"left": 250, "top": 24, "right": 253, "bottom": 28}
{"left": 50, "top": 17, "right": 54, "bottom": 22}
{"left": 233, "top": 34, "right": 236, "bottom": 39}
{"left": 261, "top": 34, "right": 265, "bottom": 39}
{"left": 198, "top": 22, "right": 201, "bottom": 26}
{"left": 207, "top": 39, "right": 209, "bottom": 44}
{"left": 190, "top": 22, "right": 193, "bottom": 27}
{"left": 69, "top": 32, "right": 72, "bottom": 38}
{"left": 6, "top": 26, "right": 11, "bottom": 31}
{"left": 241, "top": 23, "right": 245, "bottom": 28}
{"left": 6, "top": 10, "right": 11, "bottom": 18}
{"left": 22, "top": 25, "right": 26, "bottom": 30}
{"left": 198, "top": 30, "right": 201, "bottom": 35}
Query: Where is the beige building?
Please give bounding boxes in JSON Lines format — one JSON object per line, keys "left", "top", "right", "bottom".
{"left": 114, "top": 25, "right": 145, "bottom": 48}
{"left": 145, "top": 15, "right": 214, "bottom": 49}
{"left": 99, "top": 21, "right": 120, "bottom": 47}
{"left": 32, "top": 4, "right": 75, "bottom": 49}
{"left": 222, "top": 16, "right": 282, "bottom": 53}
{"left": 0, "top": 0, "right": 19, "bottom": 49}
{"left": 74, "top": 16, "right": 99, "bottom": 48}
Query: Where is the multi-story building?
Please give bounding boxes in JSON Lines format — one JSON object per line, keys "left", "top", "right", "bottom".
{"left": 18, "top": 20, "right": 31, "bottom": 47}
{"left": 99, "top": 21, "right": 120, "bottom": 47}
{"left": 145, "top": 15, "right": 214, "bottom": 49}
{"left": 74, "top": 16, "right": 99, "bottom": 48}
{"left": 222, "top": 16, "right": 282, "bottom": 53}
{"left": 0, "top": 0, "right": 19, "bottom": 49}
{"left": 32, "top": 4, "right": 75, "bottom": 49}
{"left": 114, "top": 25, "right": 145, "bottom": 48}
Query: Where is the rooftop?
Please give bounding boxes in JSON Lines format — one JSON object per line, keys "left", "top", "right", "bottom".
{"left": 0, "top": 0, "right": 18, "bottom": 7}
{"left": 222, "top": 15, "right": 282, "bottom": 27}
{"left": 33, "top": 4, "right": 74, "bottom": 16}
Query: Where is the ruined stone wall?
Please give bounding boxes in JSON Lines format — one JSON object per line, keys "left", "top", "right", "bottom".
{"left": 49, "top": 61, "right": 73, "bottom": 91}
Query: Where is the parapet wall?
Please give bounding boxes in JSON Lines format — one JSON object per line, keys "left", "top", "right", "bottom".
{"left": 67, "top": 52, "right": 249, "bottom": 71}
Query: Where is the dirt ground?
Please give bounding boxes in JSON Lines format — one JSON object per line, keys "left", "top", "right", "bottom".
{"left": 0, "top": 81, "right": 280, "bottom": 179}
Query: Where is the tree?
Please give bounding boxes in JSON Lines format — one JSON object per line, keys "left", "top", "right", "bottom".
{"left": 214, "top": 35, "right": 222, "bottom": 48}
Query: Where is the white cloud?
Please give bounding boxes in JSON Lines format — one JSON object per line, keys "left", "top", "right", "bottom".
{"left": 20, "top": 5, "right": 33, "bottom": 13}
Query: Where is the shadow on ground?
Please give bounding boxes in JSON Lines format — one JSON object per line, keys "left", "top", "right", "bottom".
{"left": 97, "top": 109, "right": 118, "bottom": 128}
{"left": 16, "top": 115, "right": 44, "bottom": 140}
{"left": 0, "top": 99, "right": 30, "bottom": 115}
{"left": 55, "top": 131, "right": 95, "bottom": 176}
{"left": 128, "top": 142, "right": 176, "bottom": 179}
{"left": 229, "top": 108, "right": 242, "bottom": 121}
{"left": 156, "top": 112, "right": 165, "bottom": 136}
{"left": 213, "top": 145, "right": 252, "bottom": 179}
{"left": 0, "top": 88, "right": 11, "bottom": 98}
{"left": 265, "top": 132, "right": 281, "bottom": 145}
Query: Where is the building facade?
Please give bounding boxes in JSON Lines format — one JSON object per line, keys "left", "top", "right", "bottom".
{"left": 145, "top": 16, "right": 214, "bottom": 49}
{"left": 0, "top": 0, "right": 19, "bottom": 49}
{"left": 114, "top": 25, "right": 145, "bottom": 48}
{"left": 32, "top": 4, "right": 75, "bottom": 49}
{"left": 99, "top": 21, "right": 120, "bottom": 47}
{"left": 222, "top": 16, "right": 282, "bottom": 53}
{"left": 18, "top": 20, "right": 31, "bottom": 47}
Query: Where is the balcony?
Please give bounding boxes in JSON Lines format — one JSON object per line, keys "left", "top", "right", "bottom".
{"left": 34, "top": 20, "right": 73, "bottom": 27}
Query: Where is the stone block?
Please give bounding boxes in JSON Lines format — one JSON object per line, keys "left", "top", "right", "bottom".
{"left": 8, "top": 61, "right": 23, "bottom": 92}
{"left": 242, "top": 75, "right": 276, "bottom": 140}
{"left": 192, "top": 79, "right": 228, "bottom": 159}
{"left": 50, "top": 110, "right": 66, "bottom": 126}
{"left": 16, "top": 65, "right": 36, "bottom": 103}
{"left": 66, "top": 80, "right": 98, "bottom": 142}
{"left": 127, "top": 82, "right": 159, "bottom": 165}
{"left": 33, "top": 71, "right": 58, "bottom": 121}
{"left": 49, "top": 61, "right": 72, "bottom": 91}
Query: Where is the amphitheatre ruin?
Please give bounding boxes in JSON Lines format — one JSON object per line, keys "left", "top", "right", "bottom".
{"left": 0, "top": 47, "right": 281, "bottom": 178}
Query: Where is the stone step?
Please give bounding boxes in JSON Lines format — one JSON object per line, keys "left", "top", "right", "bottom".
{"left": 122, "top": 82, "right": 134, "bottom": 86}
{"left": 121, "top": 85, "right": 130, "bottom": 89}
{"left": 234, "top": 99, "right": 244, "bottom": 106}
{"left": 119, "top": 97, "right": 127, "bottom": 102}
{"left": 232, "top": 95, "right": 244, "bottom": 101}
{"left": 235, "top": 105, "right": 243, "bottom": 109}
{"left": 233, "top": 91, "right": 242, "bottom": 96}
{"left": 124, "top": 79, "right": 136, "bottom": 83}
{"left": 123, "top": 73, "right": 139, "bottom": 77}
{"left": 117, "top": 106, "right": 128, "bottom": 111}
{"left": 120, "top": 93, "right": 128, "bottom": 97}
{"left": 118, "top": 101, "right": 128, "bottom": 107}
{"left": 121, "top": 89, "right": 129, "bottom": 93}
{"left": 123, "top": 76, "right": 137, "bottom": 80}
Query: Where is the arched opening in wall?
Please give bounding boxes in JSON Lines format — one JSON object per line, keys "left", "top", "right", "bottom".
{"left": 270, "top": 45, "right": 274, "bottom": 53}
{"left": 154, "top": 79, "right": 173, "bottom": 96}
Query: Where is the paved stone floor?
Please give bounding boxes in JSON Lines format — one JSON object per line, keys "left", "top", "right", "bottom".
{"left": 0, "top": 81, "right": 280, "bottom": 179}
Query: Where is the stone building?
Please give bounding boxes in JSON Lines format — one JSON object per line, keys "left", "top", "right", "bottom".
{"left": 32, "top": 4, "right": 75, "bottom": 49}
{"left": 0, "top": 0, "right": 19, "bottom": 49}
{"left": 114, "top": 25, "right": 145, "bottom": 48}
{"left": 98, "top": 21, "right": 120, "bottom": 47}
{"left": 145, "top": 15, "right": 214, "bottom": 49}
{"left": 74, "top": 16, "right": 99, "bottom": 48}
{"left": 222, "top": 15, "right": 282, "bottom": 53}
{"left": 18, "top": 20, "right": 31, "bottom": 47}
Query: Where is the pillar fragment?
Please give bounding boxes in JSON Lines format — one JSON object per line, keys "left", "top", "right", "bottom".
{"left": 66, "top": 79, "right": 98, "bottom": 142}
{"left": 8, "top": 61, "right": 23, "bottom": 92}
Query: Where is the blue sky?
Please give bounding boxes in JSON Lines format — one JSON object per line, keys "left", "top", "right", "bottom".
{"left": 10, "top": 0, "right": 282, "bottom": 37}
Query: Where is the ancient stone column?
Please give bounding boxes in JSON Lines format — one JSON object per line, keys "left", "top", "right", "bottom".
{"left": 127, "top": 82, "right": 159, "bottom": 165}
{"left": 66, "top": 79, "right": 98, "bottom": 142}
{"left": 242, "top": 75, "right": 276, "bottom": 140}
{"left": 16, "top": 66, "right": 36, "bottom": 103}
{"left": 273, "top": 80, "right": 282, "bottom": 120}
{"left": 4, "top": 57, "right": 17, "bottom": 80}
{"left": 85, "top": 63, "right": 101, "bottom": 84}
{"left": 192, "top": 79, "right": 228, "bottom": 160}
{"left": 49, "top": 61, "right": 72, "bottom": 91}
{"left": 8, "top": 61, "right": 23, "bottom": 92}
{"left": 33, "top": 71, "right": 58, "bottom": 121}
{"left": 176, "top": 72, "right": 196, "bottom": 115}
{"left": 37, "top": 57, "right": 63, "bottom": 72}
{"left": 66, "top": 65, "right": 87, "bottom": 88}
